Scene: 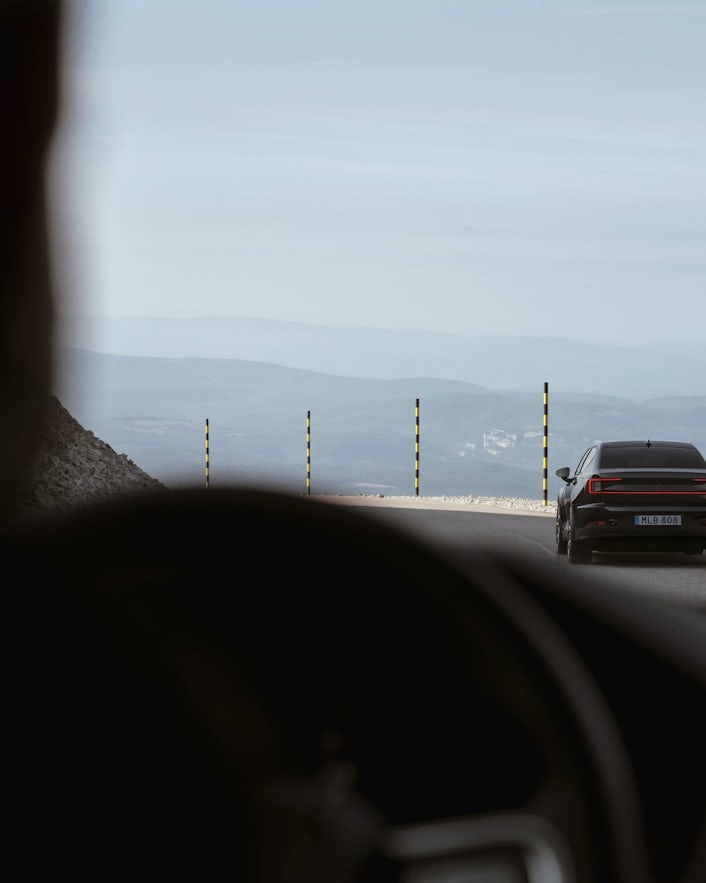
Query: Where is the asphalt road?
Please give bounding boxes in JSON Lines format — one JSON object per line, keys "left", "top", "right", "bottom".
{"left": 333, "top": 502, "right": 706, "bottom": 611}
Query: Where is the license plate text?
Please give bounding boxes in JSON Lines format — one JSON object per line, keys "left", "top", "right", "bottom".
{"left": 634, "top": 514, "right": 682, "bottom": 526}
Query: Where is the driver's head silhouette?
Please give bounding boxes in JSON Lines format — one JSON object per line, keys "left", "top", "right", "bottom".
{"left": 1, "top": 0, "right": 59, "bottom": 524}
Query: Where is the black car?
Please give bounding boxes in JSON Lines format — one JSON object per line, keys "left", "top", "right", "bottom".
{"left": 555, "top": 439, "right": 706, "bottom": 564}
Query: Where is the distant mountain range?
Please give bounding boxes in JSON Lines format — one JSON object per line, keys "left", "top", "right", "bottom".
{"left": 57, "top": 314, "right": 705, "bottom": 401}
{"left": 54, "top": 317, "right": 706, "bottom": 500}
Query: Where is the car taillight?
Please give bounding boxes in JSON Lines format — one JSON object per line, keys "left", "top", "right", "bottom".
{"left": 587, "top": 477, "right": 623, "bottom": 494}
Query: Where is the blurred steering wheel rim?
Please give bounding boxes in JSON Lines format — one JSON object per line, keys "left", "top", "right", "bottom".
{"left": 12, "top": 485, "right": 652, "bottom": 883}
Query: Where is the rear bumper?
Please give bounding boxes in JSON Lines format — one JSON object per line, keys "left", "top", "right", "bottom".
{"left": 573, "top": 503, "right": 706, "bottom": 553}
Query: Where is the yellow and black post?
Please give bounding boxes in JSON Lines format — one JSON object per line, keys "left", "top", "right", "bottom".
{"left": 543, "top": 383, "right": 548, "bottom": 506}
{"left": 205, "top": 418, "right": 210, "bottom": 489}
{"left": 306, "top": 410, "right": 311, "bottom": 495}
{"left": 415, "top": 398, "right": 420, "bottom": 497}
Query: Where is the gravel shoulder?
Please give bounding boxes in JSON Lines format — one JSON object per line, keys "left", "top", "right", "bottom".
{"left": 316, "top": 494, "right": 557, "bottom": 516}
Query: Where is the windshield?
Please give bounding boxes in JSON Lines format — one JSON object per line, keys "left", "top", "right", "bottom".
{"left": 25, "top": 0, "right": 702, "bottom": 540}
{"left": 49, "top": 0, "right": 705, "bottom": 505}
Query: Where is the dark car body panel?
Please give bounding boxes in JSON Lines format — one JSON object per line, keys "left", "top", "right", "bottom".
{"left": 555, "top": 440, "right": 706, "bottom": 562}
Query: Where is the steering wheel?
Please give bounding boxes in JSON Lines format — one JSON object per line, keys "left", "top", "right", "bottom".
{"left": 9, "top": 487, "right": 652, "bottom": 882}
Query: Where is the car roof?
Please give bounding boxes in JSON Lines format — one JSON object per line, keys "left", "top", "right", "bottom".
{"left": 599, "top": 440, "right": 697, "bottom": 449}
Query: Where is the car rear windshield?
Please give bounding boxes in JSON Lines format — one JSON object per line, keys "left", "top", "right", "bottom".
{"left": 599, "top": 445, "right": 706, "bottom": 469}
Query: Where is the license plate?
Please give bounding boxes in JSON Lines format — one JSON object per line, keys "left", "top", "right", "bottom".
{"left": 634, "top": 514, "right": 682, "bottom": 526}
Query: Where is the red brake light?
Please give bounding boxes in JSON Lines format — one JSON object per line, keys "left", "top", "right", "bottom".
{"left": 587, "top": 477, "right": 623, "bottom": 494}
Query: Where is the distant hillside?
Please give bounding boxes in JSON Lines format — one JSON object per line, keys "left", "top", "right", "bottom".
{"left": 56, "top": 315, "right": 706, "bottom": 402}
{"left": 54, "top": 347, "right": 706, "bottom": 500}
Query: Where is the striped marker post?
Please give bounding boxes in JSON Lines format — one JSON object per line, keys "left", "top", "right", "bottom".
{"left": 205, "top": 418, "right": 210, "bottom": 489}
{"left": 306, "top": 410, "right": 311, "bottom": 495}
{"left": 543, "top": 383, "right": 548, "bottom": 506}
{"left": 415, "top": 398, "right": 420, "bottom": 497}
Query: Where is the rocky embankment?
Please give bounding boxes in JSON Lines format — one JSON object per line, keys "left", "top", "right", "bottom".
{"left": 20, "top": 396, "right": 166, "bottom": 518}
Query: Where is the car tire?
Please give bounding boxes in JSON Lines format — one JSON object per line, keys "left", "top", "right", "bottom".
{"left": 567, "top": 512, "right": 592, "bottom": 564}
{"left": 555, "top": 509, "right": 567, "bottom": 555}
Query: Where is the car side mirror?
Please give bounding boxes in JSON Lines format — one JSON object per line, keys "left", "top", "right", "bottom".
{"left": 555, "top": 467, "right": 571, "bottom": 483}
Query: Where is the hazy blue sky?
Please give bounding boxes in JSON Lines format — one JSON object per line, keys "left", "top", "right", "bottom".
{"left": 50, "top": 0, "right": 706, "bottom": 344}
